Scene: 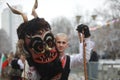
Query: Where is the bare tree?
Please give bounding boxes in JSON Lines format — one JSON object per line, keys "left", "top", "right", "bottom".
{"left": 91, "top": 21, "right": 120, "bottom": 59}
{"left": 51, "top": 16, "right": 73, "bottom": 35}
{"left": 106, "top": 0, "right": 120, "bottom": 18}
{"left": 94, "top": 0, "right": 120, "bottom": 20}
{"left": 0, "top": 29, "right": 12, "bottom": 54}
{"left": 89, "top": 0, "right": 120, "bottom": 59}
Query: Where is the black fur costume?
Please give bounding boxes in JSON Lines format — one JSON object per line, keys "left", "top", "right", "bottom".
{"left": 7, "top": 1, "right": 63, "bottom": 79}
{"left": 17, "top": 18, "right": 62, "bottom": 79}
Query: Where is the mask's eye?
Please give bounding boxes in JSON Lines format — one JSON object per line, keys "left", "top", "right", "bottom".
{"left": 29, "top": 37, "right": 45, "bottom": 53}
{"left": 44, "top": 33, "right": 55, "bottom": 48}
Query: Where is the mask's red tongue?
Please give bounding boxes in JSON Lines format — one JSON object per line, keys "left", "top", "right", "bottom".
{"left": 29, "top": 48, "right": 58, "bottom": 64}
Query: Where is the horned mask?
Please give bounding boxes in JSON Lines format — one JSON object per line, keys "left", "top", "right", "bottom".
{"left": 7, "top": 0, "right": 62, "bottom": 78}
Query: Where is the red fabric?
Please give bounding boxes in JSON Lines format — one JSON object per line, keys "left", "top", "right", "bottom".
{"left": 2, "top": 59, "right": 9, "bottom": 70}
{"left": 61, "top": 56, "right": 66, "bottom": 68}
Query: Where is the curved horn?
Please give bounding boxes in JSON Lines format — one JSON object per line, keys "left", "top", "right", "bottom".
{"left": 6, "top": 3, "right": 28, "bottom": 22}
{"left": 31, "top": 0, "right": 38, "bottom": 18}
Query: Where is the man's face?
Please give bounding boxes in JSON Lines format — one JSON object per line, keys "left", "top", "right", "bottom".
{"left": 55, "top": 36, "right": 68, "bottom": 55}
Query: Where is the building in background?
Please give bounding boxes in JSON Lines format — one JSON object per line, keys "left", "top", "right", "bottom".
{"left": 1, "top": 5, "right": 23, "bottom": 52}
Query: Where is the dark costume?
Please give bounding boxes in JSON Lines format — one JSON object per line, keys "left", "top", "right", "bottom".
{"left": 88, "top": 50, "right": 99, "bottom": 80}
{"left": 10, "top": 57, "right": 23, "bottom": 80}
{"left": 7, "top": 0, "right": 65, "bottom": 79}
{"left": 89, "top": 50, "right": 99, "bottom": 62}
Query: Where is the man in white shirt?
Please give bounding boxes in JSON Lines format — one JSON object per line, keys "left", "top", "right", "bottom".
{"left": 53, "top": 32, "right": 94, "bottom": 80}
{"left": 22, "top": 31, "right": 94, "bottom": 80}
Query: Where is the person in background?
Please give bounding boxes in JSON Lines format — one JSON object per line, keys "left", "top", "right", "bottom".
{"left": 10, "top": 53, "right": 26, "bottom": 80}
{"left": 18, "top": 54, "right": 26, "bottom": 70}
{"left": 1, "top": 53, "right": 13, "bottom": 79}
{"left": 0, "top": 52, "right": 1, "bottom": 77}
{"left": 89, "top": 48, "right": 99, "bottom": 62}
{"left": 88, "top": 48, "right": 99, "bottom": 80}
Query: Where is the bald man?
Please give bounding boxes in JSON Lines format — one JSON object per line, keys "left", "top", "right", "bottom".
{"left": 54, "top": 33, "right": 94, "bottom": 80}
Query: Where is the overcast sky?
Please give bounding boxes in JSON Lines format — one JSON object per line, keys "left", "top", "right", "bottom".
{"left": 0, "top": 0, "right": 105, "bottom": 28}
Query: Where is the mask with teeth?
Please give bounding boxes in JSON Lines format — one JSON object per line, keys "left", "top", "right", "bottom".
{"left": 7, "top": 0, "right": 62, "bottom": 79}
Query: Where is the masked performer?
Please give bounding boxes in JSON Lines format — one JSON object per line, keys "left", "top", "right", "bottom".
{"left": 7, "top": 0, "right": 94, "bottom": 80}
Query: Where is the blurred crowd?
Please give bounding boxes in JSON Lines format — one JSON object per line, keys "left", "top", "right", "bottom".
{"left": 0, "top": 51, "right": 26, "bottom": 80}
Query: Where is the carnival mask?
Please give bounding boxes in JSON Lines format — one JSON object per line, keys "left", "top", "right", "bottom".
{"left": 7, "top": 0, "right": 60, "bottom": 64}
{"left": 24, "top": 30, "right": 58, "bottom": 63}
